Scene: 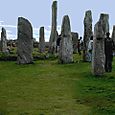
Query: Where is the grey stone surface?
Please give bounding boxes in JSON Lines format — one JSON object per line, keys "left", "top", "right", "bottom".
{"left": 71, "top": 32, "right": 78, "bottom": 53}
{"left": 112, "top": 25, "right": 115, "bottom": 45}
{"left": 49, "top": 1, "right": 57, "bottom": 54}
{"left": 17, "top": 17, "right": 33, "bottom": 64}
{"left": 83, "top": 10, "right": 93, "bottom": 61}
{"left": 59, "top": 15, "right": 73, "bottom": 64}
{"left": 39, "top": 27, "right": 45, "bottom": 53}
{"left": 0, "top": 27, "right": 7, "bottom": 53}
{"left": 92, "top": 13, "right": 109, "bottom": 76}
{"left": 99, "top": 14, "right": 109, "bottom": 35}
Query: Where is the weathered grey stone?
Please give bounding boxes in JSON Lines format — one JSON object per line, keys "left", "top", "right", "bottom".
{"left": 39, "top": 27, "right": 45, "bottom": 53}
{"left": 112, "top": 25, "right": 115, "bottom": 45}
{"left": 99, "top": 14, "right": 109, "bottom": 35}
{"left": 112, "top": 25, "right": 115, "bottom": 55}
{"left": 92, "top": 14, "right": 109, "bottom": 76}
{"left": 83, "top": 10, "right": 93, "bottom": 61}
{"left": 71, "top": 32, "right": 78, "bottom": 53}
{"left": 17, "top": 17, "right": 33, "bottom": 64}
{"left": 49, "top": 0, "right": 57, "bottom": 54}
{"left": 59, "top": 15, "right": 73, "bottom": 64}
{"left": 0, "top": 27, "right": 7, "bottom": 53}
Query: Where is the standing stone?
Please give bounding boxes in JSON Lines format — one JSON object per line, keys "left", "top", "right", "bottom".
{"left": 111, "top": 25, "right": 115, "bottom": 56}
{"left": 59, "top": 15, "right": 73, "bottom": 64}
{"left": 71, "top": 32, "right": 78, "bottom": 53}
{"left": 112, "top": 25, "right": 115, "bottom": 45}
{"left": 17, "top": 17, "right": 33, "bottom": 64}
{"left": 83, "top": 10, "right": 93, "bottom": 61}
{"left": 39, "top": 27, "right": 45, "bottom": 53}
{"left": 49, "top": 0, "right": 57, "bottom": 54}
{"left": 92, "top": 14, "right": 109, "bottom": 76}
{"left": 99, "top": 14, "right": 109, "bottom": 35}
{"left": 0, "top": 27, "right": 7, "bottom": 53}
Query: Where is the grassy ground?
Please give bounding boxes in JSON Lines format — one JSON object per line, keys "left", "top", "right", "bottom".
{"left": 0, "top": 56, "right": 115, "bottom": 115}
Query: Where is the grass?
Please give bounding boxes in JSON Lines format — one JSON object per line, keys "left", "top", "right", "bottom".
{"left": 0, "top": 56, "right": 115, "bottom": 115}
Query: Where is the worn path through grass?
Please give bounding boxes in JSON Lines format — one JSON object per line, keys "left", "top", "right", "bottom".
{"left": 0, "top": 58, "right": 115, "bottom": 115}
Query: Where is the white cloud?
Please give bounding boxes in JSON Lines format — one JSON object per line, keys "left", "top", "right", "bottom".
{"left": 0, "top": 22, "right": 61, "bottom": 42}
{"left": 0, "top": 28, "right": 16, "bottom": 40}
{"left": 7, "top": 34, "right": 17, "bottom": 40}
{"left": 45, "top": 28, "right": 51, "bottom": 42}
{"left": 110, "top": 28, "right": 112, "bottom": 37}
{"left": 0, "top": 22, "right": 17, "bottom": 40}
{"left": 57, "top": 25, "right": 61, "bottom": 35}
{"left": 33, "top": 28, "right": 39, "bottom": 31}
{"left": 47, "top": 25, "right": 51, "bottom": 29}
{"left": 0, "top": 21, "right": 4, "bottom": 25}
{"left": 0, "top": 24, "right": 16, "bottom": 28}
{"left": 6, "top": 30, "right": 12, "bottom": 34}
{"left": 44, "top": 25, "right": 61, "bottom": 42}
{"left": 6, "top": 29, "right": 17, "bottom": 40}
{"left": 33, "top": 27, "right": 51, "bottom": 42}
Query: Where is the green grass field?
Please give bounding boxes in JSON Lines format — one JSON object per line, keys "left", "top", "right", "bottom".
{"left": 0, "top": 56, "right": 115, "bottom": 115}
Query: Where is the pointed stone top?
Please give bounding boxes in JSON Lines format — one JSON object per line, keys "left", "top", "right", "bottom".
{"left": 1, "top": 27, "right": 6, "bottom": 38}
{"left": 18, "top": 17, "right": 32, "bottom": 25}
{"left": 18, "top": 17, "right": 33, "bottom": 33}
{"left": 61, "top": 15, "right": 71, "bottom": 36}
{"left": 1, "top": 27, "right": 6, "bottom": 33}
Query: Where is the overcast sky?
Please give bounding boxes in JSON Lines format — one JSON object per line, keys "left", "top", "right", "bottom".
{"left": 0, "top": 0, "right": 114, "bottom": 41}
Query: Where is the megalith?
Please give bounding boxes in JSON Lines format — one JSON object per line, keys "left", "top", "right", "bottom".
{"left": 83, "top": 10, "right": 93, "bottom": 61}
{"left": 71, "top": 32, "right": 78, "bottom": 53}
{"left": 0, "top": 27, "right": 7, "bottom": 53}
{"left": 49, "top": 0, "right": 57, "bottom": 54}
{"left": 39, "top": 27, "right": 45, "bottom": 53}
{"left": 99, "top": 14, "right": 109, "bottom": 35}
{"left": 112, "top": 25, "right": 115, "bottom": 45}
{"left": 59, "top": 15, "right": 73, "bottom": 64}
{"left": 92, "top": 14, "right": 109, "bottom": 76}
{"left": 17, "top": 17, "right": 33, "bottom": 64}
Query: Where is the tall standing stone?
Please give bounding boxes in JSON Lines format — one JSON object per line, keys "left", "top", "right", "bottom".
{"left": 0, "top": 27, "right": 7, "bottom": 53}
{"left": 49, "top": 0, "right": 57, "bottom": 54}
{"left": 92, "top": 14, "right": 109, "bottom": 76}
{"left": 83, "top": 10, "right": 93, "bottom": 61}
{"left": 59, "top": 15, "right": 73, "bottom": 64}
{"left": 99, "top": 14, "right": 109, "bottom": 35}
{"left": 71, "top": 32, "right": 78, "bottom": 53}
{"left": 39, "top": 27, "right": 45, "bottom": 53}
{"left": 17, "top": 17, "right": 33, "bottom": 64}
{"left": 112, "top": 25, "right": 115, "bottom": 45}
